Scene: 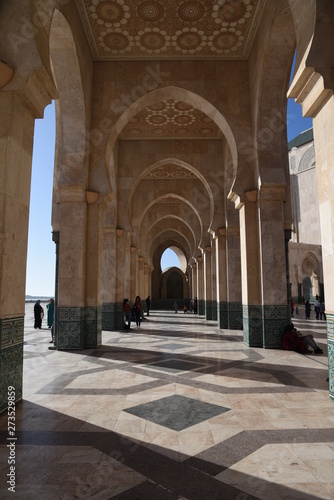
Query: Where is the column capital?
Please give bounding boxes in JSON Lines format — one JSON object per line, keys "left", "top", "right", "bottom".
{"left": 288, "top": 68, "right": 333, "bottom": 117}
{"left": 226, "top": 225, "right": 240, "bottom": 236}
{"left": 258, "top": 185, "right": 285, "bottom": 202}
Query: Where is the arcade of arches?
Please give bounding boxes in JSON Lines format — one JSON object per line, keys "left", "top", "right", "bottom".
{"left": 0, "top": 0, "right": 334, "bottom": 413}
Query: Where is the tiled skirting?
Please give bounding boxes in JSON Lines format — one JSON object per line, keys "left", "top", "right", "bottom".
{"left": 243, "top": 304, "right": 290, "bottom": 348}
{"left": 243, "top": 304, "right": 263, "bottom": 346}
{"left": 103, "top": 302, "right": 138, "bottom": 331}
{"left": 102, "top": 302, "right": 115, "bottom": 331}
{"left": 262, "top": 304, "right": 290, "bottom": 348}
{"left": 0, "top": 316, "right": 24, "bottom": 413}
{"left": 212, "top": 300, "right": 217, "bottom": 321}
{"left": 198, "top": 299, "right": 205, "bottom": 316}
{"left": 205, "top": 300, "right": 213, "bottom": 320}
{"left": 228, "top": 302, "right": 243, "bottom": 330}
{"left": 218, "top": 301, "right": 228, "bottom": 329}
{"left": 57, "top": 306, "right": 102, "bottom": 349}
{"left": 327, "top": 312, "right": 334, "bottom": 400}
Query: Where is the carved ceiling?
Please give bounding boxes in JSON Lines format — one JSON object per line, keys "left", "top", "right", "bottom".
{"left": 120, "top": 99, "right": 222, "bottom": 139}
{"left": 144, "top": 163, "right": 197, "bottom": 179}
{"left": 76, "top": 0, "right": 264, "bottom": 61}
{"left": 75, "top": 1, "right": 264, "bottom": 141}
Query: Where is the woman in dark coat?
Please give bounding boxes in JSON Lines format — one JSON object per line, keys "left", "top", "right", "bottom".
{"left": 305, "top": 300, "right": 311, "bottom": 320}
{"left": 34, "top": 300, "right": 43, "bottom": 329}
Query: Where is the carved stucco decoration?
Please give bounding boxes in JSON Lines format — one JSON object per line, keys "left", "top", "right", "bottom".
{"left": 120, "top": 99, "right": 222, "bottom": 139}
{"left": 76, "top": 0, "right": 263, "bottom": 60}
{"left": 144, "top": 163, "right": 197, "bottom": 179}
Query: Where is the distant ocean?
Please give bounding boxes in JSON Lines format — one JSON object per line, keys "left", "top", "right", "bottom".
{"left": 26, "top": 295, "right": 54, "bottom": 302}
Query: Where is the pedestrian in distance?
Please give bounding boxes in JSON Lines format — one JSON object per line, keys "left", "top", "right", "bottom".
{"left": 46, "top": 298, "right": 54, "bottom": 329}
{"left": 305, "top": 300, "right": 311, "bottom": 320}
{"left": 123, "top": 298, "right": 132, "bottom": 330}
{"left": 133, "top": 296, "right": 142, "bottom": 329}
{"left": 145, "top": 295, "right": 151, "bottom": 316}
{"left": 34, "top": 300, "right": 43, "bottom": 329}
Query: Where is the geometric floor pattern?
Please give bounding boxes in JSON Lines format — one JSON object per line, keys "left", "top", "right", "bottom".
{"left": 0, "top": 305, "right": 333, "bottom": 499}
{"left": 124, "top": 394, "right": 231, "bottom": 431}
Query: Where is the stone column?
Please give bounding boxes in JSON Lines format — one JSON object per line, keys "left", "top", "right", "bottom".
{"left": 204, "top": 247, "right": 213, "bottom": 320}
{"left": 144, "top": 263, "right": 149, "bottom": 301}
{"left": 0, "top": 93, "right": 35, "bottom": 411}
{"left": 102, "top": 227, "right": 116, "bottom": 330}
{"left": 187, "top": 265, "right": 193, "bottom": 309}
{"left": 237, "top": 192, "right": 262, "bottom": 346}
{"left": 115, "top": 228, "right": 126, "bottom": 329}
{"left": 123, "top": 233, "right": 131, "bottom": 299}
{"left": 129, "top": 246, "right": 138, "bottom": 301}
{"left": 191, "top": 263, "right": 197, "bottom": 307}
{"left": 258, "top": 187, "right": 289, "bottom": 347}
{"left": 138, "top": 256, "right": 144, "bottom": 299}
{"left": 226, "top": 225, "right": 242, "bottom": 330}
{"left": 216, "top": 229, "right": 228, "bottom": 329}
{"left": 57, "top": 196, "right": 87, "bottom": 349}
{"left": 211, "top": 237, "right": 217, "bottom": 321}
{"left": 196, "top": 256, "right": 205, "bottom": 315}
{"left": 84, "top": 200, "right": 102, "bottom": 347}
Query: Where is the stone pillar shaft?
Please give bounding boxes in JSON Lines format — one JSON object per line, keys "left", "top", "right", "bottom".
{"left": 258, "top": 191, "right": 290, "bottom": 347}
{"left": 216, "top": 230, "right": 228, "bottom": 329}
{"left": 196, "top": 257, "right": 204, "bottom": 315}
{"left": 0, "top": 93, "right": 35, "bottom": 412}
{"left": 57, "top": 199, "right": 87, "bottom": 349}
{"left": 102, "top": 227, "right": 116, "bottom": 331}
{"left": 129, "top": 247, "right": 138, "bottom": 300}
{"left": 226, "top": 226, "right": 242, "bottom": 330}
{"left": 204, "top": 248, "right": 213, "bottom": 320}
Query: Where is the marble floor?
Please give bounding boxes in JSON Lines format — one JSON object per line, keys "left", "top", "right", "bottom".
{"left": 0, "top": 306, "right": 333, "bottom": 499}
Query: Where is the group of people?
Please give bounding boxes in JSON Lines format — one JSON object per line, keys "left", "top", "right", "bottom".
{"left": 123, "top": 295, "right": 151, "bottom": 330}
{"left": 173, "top": 297, "right": 198, "bottom": 314}
{"left": 34, "top": 298, "right": 55, "bottom": 342}
{"left": 305, "top": 295, "right": 326, "bottom": 320}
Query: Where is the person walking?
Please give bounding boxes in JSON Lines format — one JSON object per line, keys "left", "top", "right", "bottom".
{"left": 34, "top": 300, "right": 43, "bottom": 329}
{"left": 145, "top": 296, "right": 151, "bottom": 316}
{"left": 133, "top": 296, "right": 142, "bottom": 329}
{"left": 314, "top": 295, "right": 320, "bottom": 320}
{"left": 305, "top": 300, "right": 311, "bottom": 320}
{"left": 123, "top": 298, "right": 132, "bottom": 330}
{"left": 319, "top": 300, "right": 326, "bottom": 320}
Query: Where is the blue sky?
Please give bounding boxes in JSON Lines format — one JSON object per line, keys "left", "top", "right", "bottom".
{"left": 25, "top": 97, "right": 312, "bottom": 297}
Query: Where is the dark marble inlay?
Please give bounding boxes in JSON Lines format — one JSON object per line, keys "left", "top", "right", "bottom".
{"left": 157, "top": 343, "right": 192, "bottom": 350}
{"left": 147, "top": 358, "right": 206, "bottom": 373}
{"left": 124, "top": 394, "right": 230, "bottom": 431}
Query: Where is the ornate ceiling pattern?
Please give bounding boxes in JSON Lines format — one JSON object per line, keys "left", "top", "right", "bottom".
{"left": 76, "top": 0, "right": 263, "bottom": 60}
{"left": 119, "top": 99, "right": 222, "bottom": 139}
{"left": 144, "top": 163, "right": 197, "bottom": 179}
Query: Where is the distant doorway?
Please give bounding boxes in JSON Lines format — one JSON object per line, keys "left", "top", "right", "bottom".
{"left": 167, "top": 271, "right": 183, "bottom": 299}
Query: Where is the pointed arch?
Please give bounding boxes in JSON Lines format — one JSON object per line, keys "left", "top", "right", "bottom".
{"left": 49, "top": 8, "right": 88, "bottom": 221}
{"left": 106, "top": 86, "right": 237, "bottom": 192}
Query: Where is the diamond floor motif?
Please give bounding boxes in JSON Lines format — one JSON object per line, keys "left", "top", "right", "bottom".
{"left": 124, "top": 394, "right": 230, "bottom": 431}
